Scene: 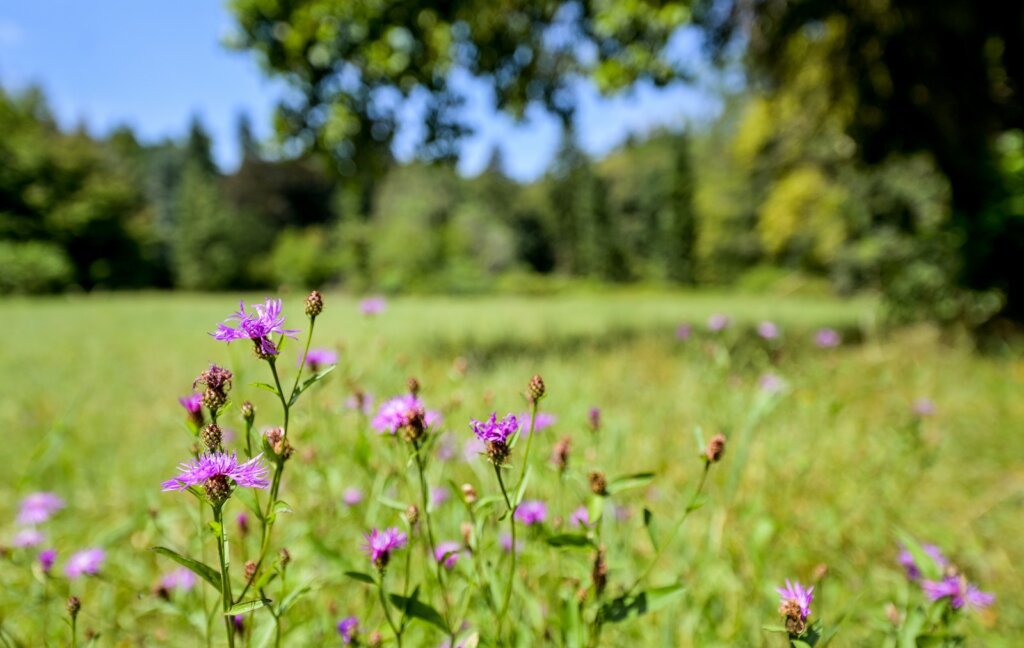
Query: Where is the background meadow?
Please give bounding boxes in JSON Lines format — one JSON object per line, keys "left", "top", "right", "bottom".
{"left": 1, "top": 292, "right": 1021, "bottom": 645}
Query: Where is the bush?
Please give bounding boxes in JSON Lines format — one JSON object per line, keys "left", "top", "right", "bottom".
{"left": 0, "top": 240, "right": 74, "bottom": 293}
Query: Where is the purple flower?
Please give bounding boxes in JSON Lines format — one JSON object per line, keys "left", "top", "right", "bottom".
{"left": 776, "top": 579, "right": 813, "bottom": 621}
{"left": 499, "top": 532, "right": 523, "bottom": 554}
{"left": 38, "top": 548, "right": 57, "bottom": 574}
{"left": 471, "top": 413, "right": 520, "bottom": 445}
{"left": 913, "top": 398, "right": 936, "bottom": 417}
{"left": 757, "top": 321, "right": 780, "bottom": 340}
{"left": 708, "top": 314, "right": 731, "bottom": 332}
{"left": 521, "top": 412, "right": 556, "bottom": 433}
{"left": 343, "top": 487, "right": 364, "bottom": 507}
{"left": 570, "top": 506, "right": 592, "bottom": 528}
{"left": 676, "top": 323, "right": 692, "bottom": 340}
{"left": 514, "top": 500, "right": 547, "bottom": 526}
{"left": 65, "top": 548, "right": 106, "bottom": 579}
{"left": 161, "top": 452, "right": 270, "bottom": 492}
{"left": 337, "top": 616, "right": 359, "bottom": 644}
{"left": 462, "top": 438, "right": 486, "bottom": 462}
{"left": 12, "top": 528, "right": 44, "bottom": 547}
{"left": 301, "top": 348, "right": 338, "bottom": 372}
{"left": 233, "top": 615, "right": 244, "bottom": 633}
{"left": 179, "top": 393, "right": 202, "bottom": 414}
{"left": 430, "top": 485, "right": 450, "bottom": 509}
{"left": 211, "top": 298, "right": 299, "bottom": 356}
{"left": 372, "top": 395, "right": 440, "bottom": 435}
{"left": 898, "top": 544, "right": 948, "bottom": 581}
{"left": 759, "top": 372, "right": 786, "bottom": 394}
{"left": 362, "top": 527, "right": 407, "bottom": 565}
{"left": 922, "top": 576, "right": 994, "bottom": 611}
{"left": 17, "top": 492, "right": 65, "bottom": 525}
{"left": 588, "top": 407, "right": 601, "bottom": 431}
{"left": 435, "top": 541, "right": 461, "bottom": 569}
{"left": 160, "top": 567, "right": 198, "bottom": 592}
{"left": 814, "top": 328, "right": 841, "bottom": 348}
{"left": 360, "top": 297, "right": 387, "bottom": 316}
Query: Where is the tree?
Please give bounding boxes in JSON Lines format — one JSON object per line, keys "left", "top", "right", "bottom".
{"left": 666, "top": 131, "right": 698, "bottom": 283}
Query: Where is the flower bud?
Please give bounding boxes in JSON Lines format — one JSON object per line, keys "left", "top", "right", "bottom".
{"left": 885, "top": 602, "right": 901, "bottom": 626}
{"left": 812, "top": 563, "right": 828, "bottom": 582}
{"left": 237, "top": 513, "right": 249, "bottom": 536}
{"left": 407, "top": 377, "right": 420, "bottom": 396}
{"left": 195, "top": 365, "right": 233, "bottom": 412}
{"left": 592, "top": 546, "right": 608, "bottom": 596}
{"left": 552, "top": 436, "right": 571, "bottom": 473}
{"left": 279, "top": 548, "right": 291, "bottom": 566}
{"left": 528, "top": 374, "right": 546, "bottom": 403}
{"left": 406, "top": 504, "right": 420, "bottom": 527}
{"left": 200, "top": 423, "right": 222, "bottom": 451}
{"left": 588, "top": 407, "right": 601, "bottom": 432}
{"left": 461, "top": 483, "right": 478, "bottom": 504}
{"left": 244, "top": 560, "right": 257, "bottom": 583}
{"left": 66, "top": 596, "right": 81, "bottom": 619}
{"left": 460, "top": 522, "right": 474, "bottom": 547}
{"left": 241, "top": 401, "right": 255, "bottom": 425}
{"left": 589, "top": 471, "right": 608, "bottom": 496}
{"left": 305, "top": 290, "right": 323, "bottom": 318}
{"left": 705, "top": 433, "right": 726, "bottom": 463}
{"left": 368, "top": 630, "right": 383, "bottom": 647}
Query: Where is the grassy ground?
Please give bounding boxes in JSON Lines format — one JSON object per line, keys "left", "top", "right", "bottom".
{"left": 0, "top": 291, "right": 1020, "bottom": 646}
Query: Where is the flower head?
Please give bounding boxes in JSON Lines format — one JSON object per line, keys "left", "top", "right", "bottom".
{"left": 708, "top": 313, "right": 731, "bottom": 332}
{"left": 814, "top": 328, "right": 841, "bottom": 348}
{"left": 521, "top": 412, "right": 556, "bottom": 433}
{"left": 471, "top": 412, "right": 520, "bottom": 464}
{"left": 431, "top": 485, "right": 450, "bottom": 509}
{"left": 65, "top": 548, "right": 106, "bottom": 579}
{"left": 17, "top": 492, "right": 65, "bottom": 525}
{"left": 13, "top": 528, "right": 44, "bottom": 548}
{"left": 179, "top": 393, "right": 202, "bottom": 415}
{"left": 922, "top": 575, "right": 994, "bottom": 611}
{"left": 913, "top": 398, "right": 936, "bottom": 417}
{"left": 337, "top": 616, "right": 359, "bottom": 644}
{"left": 676, "top": 323, "right": 692, "bottom": 340}
{"left": 211, "top": 298, "right": 299, "bottom": 356}
{"left": 898, "top": 543, "right": 948, "bottom": 581}
{"left": 161, "top": 452, "right": 270, "bottom": 502}
{"left": 777, "top": 579, "right": 813, "bottom": 633}
{"left": 759, "top": 372, "right": 786, "bottom": 394}
{"left": 757, "top": 321, "right": 780, "bottom": 340}
{"left": 362, "top": 527, "right": 407, "bottom": 568}
{"left": 515, "top": 500, "right": 547, "bottom": 526}
{"left": 302, "top": 348, "right": 337, "bottom": 372}
{"left": 360, "top": 297, "right": 387, "bottom": 316}
{"left": 343, "top": 487, "right": 364, "bottom": 507}
{"left": 499, "top": 532, "right": 524, "bottom": 554}
{"left": 372, "top": 395, "right": 440, "bottom": 436}
{"left": 435, "top": 541, "right": 461, "bottom": 569}
{"left": 588, "top": 407, "right": 601, "bottom": 432}
{"left": 38, "top": 548, "right": 57, "bottom": 574}
{"left": 570, "top": 506, "right": 592, "bottom": 528}
{"left": 160, "top": 567, "right": 198, "bottom": 593}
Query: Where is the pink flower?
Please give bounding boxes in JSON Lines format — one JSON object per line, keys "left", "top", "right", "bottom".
{"left": 757, "top": 321, "right": 780, "bottom": 340}
{"left": 435, "top": 541, "right": 461, "bottom": 569}
{"left": 514, "top": 500, "right": 547, "bottom": 526}
{"left": 17, "top": 492, "right": 65, "bottom": 525}
{"left": 922, "top": 576, "right": 994, "bottom": 611}
{"left": 362, "top": 527, "right": 407, "bottom": 565}
{"left": 65, "top": 548, "right": 106, "bottom": 579}
{"left": 360, "top": 297, "right": 387, "bottom": 316}
{"left": 814, "top": 328, "right": 841, "bottom": 348}
{"left": 13, "top": 528, "right": 44, "bottom": 547}
{"left": 776, "top": 579, "right": 813, "bottom": 621}
{"left": 161, "top": 452, "right": 270, "bottom": 492}
{"left": 211, "top": 298, "right": 299, "bottom": 356}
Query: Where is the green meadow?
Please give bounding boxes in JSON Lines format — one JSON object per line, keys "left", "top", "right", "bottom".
{"left": 1, "top": 292, "right": 1021, "bottom": 645}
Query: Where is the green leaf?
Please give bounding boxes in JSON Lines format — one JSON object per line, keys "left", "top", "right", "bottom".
{"left": 224, "top": 598, "right": 272, "bottom": 616}
{"left": 587, "top": 495, "right": 604, "bottom": 527}
{"left": 600, "top": 583, "right": 685, "bottom": 624}
{"left": 546, "top": 533, "right": 594, "bottom": 549}
{"left": 606, "top": 472, "right": 655, "bottom": 495}
{"left": 277, "top": 584, "right": 312, "bottom": 615}
{"left": 388, "top": 593, "right": 450, "bottom": 633}
{"left": 762, "top": 624, "right": 789, "bottom": 633}
{"left": 344, "top": 571, "right": 376, "bottom": 585}
{"left": 473, "top": 495, "right": 504, "bottom": 513}
{"left": 513, "top": 465, "right": 532, "bottom": 507}
{"left": 151, "top": 546, "right": 221, "bottom": 591}
{"left": 289, "top": 365, "right": 336, "bottom": 405}
{"left": 642, "top": 508, "right": 659, "bottom": 551}
{"left": 252, "top": 382, "right": 280, "bottom": 396}
{"left": 562, "top": 595, "right": 583, "bottom": 648}
{"left": 378, "top": 496, "right": 407, "bottom": 511}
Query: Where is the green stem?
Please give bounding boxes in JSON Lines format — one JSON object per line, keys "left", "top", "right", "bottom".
{"left": 214, "top": 505, "right": 236, "bottom": 648}
{"left": 378, "top": 574, "right": 402, "bottom": 648}
{"left": 289, "top": 317, "right": 317, "bottom": 400}
{"left": 514, "top": 402, "right": 539, "bottom": 496}
{"left": 495, "top": 465, "right": 517, "bottom": 643}
{"left": 413, "top": 441, "right": 455, "bottom": 642}
{"left": 70, "top": 615, "right": 77, "bottom": 648}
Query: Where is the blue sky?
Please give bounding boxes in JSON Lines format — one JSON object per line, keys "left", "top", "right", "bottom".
{"left": 0, "top": 2, "right": 722, "bottom": 181}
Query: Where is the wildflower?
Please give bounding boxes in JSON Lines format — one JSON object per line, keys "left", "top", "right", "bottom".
{"left": 471, "top": 412, "right": 520, "bottom": 465}
{"left": 913, "top": 398, "right": 936, "bottom": 417}
{"left": 461, "top": 483, "right": 478, "bottom": 504}
{"left": 431, "top": 485, "right": 450, "bottom": 509}
{"left": 708, "top": 313, "right": 731, "bottom": 332}
{"left": 159, "top": 568, "right": 197, "bottom": 593}
{"left": 66, "top": 596, "right": 81, "bottom": 618}
{"left": 521, "top": 412, "right": 556, "bottom": 433}
{"left": 17, "top": 492, "right": 65, "bottom": 525}
{"left": 345, "top": 390, "right": 374, "bottom": 415}
{"left": 407, "top": 376, "right": 420, "bottom": 396}
{"left": 515, "top": 500, "right": 547, "bottom": 526}
{"left": 343, "top": 487, "right": 364, "bottom": 507}
{"left": 194, "top": 364, "right": 233, "bottom": 411}
{"left": 13, "top": 528, "right": 44, "bottom": 548}
{"left": 179, "top": 393, "right": 204, "bottom": 426}
{"left": 570, "top": 506, "right": 592, "bottom": 528}
{"left": 705, "top": 433, "right": 727, "bottom": 463}
{"left": 38, "top": 548, "right": 56, "bottom": 574}
{"left": 436, "top": 433, "right": 457, "bottom": 461}
{"left": 922, "top": 575, "right": 995, "bottom": 611}
{"left": 588, "top": 407, "right": 601, "bottom": 432}
{"left": 589, "top": 471, "right": 608, "bottom": 496}
{"left": 551, "top": 435, "right": 572, "bottom": 473}
{"left": 777, "top": 579, "right": 813, "bottom": 635}
{"left": 527, "top": 374, "right": 546, "bottom": 403}
{"left": 462, "top": 438, "right": 486, "bottom": 462}
{"left": 200, "top": 423, "right": 223, "bottom": 451}
{"left": 435, "top": 541, "right": 461, "bottom": 569}
{"left": 264, "top": 427, "right": 293, "bottom": 460}
{"left": 757, "top": 321, "right": 780, "bottom": 340}
{"left": 211, "top": 298, "right": 299, "bottom": 357}
{"left": 232, "top": 615, "right": 244, "bottom": 634}
{"left": 237, "top": 513, "right": 250, "bottom": 536}
{"left": 65, "top": 548, "right": 106, "bottom": 579}
{"left": 360, "top": 297, "right": 386, "bottom": 316}
{"left": 898, "top": 544, "right": 948, "bottom": 581}
{"left": 759, "top": 373, "right": 785, "bottom": 394}
{"left": 304, "top": 290, "right": 323, "bottom": 318}
{"left": 592, "top": 546, "right": 608, "bottom": 596}
{"left": 337, "top": 616, "right": 359, "bottom": 644}
{"left": 161, "top": 452, "right": 270, "bottom": 504}
{"left": 814, "top": 328, "right": 841, "bottom": 348}
{"left": 676, "top": 323, "right": 692, "bottom": 340}
{"left": 499, "top": 532, "right": 524, "bottom": 554}
{"left": 302, "top": 348, "right": 337, "bottom": 373}
{"left": 362, "top": 527, "right": 407, "bottom": 570}
{"left": 279, "top": 547, "right": 290, "bottom": 566}
{"left": 373, "top": 395, "right": 440, "bottom": 436}
{"left": 406, "top": 505, "right": 420, "bottom": 526}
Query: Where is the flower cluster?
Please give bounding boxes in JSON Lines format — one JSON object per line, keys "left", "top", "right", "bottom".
{"left": 194, "top": 364, "right": 233, "bottom": 412}
{"left": 212, "top": 298, "right": 299, "bottom": 357}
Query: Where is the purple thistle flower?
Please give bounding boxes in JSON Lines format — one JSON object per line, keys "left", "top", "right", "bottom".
{"left": 161, "top": 452, "right": 270, "bottom": 492}
{"left": 17, "top": 492, "right": 65, "bottom": 525}
{"left": 776, "top": 579, "right": 813, "bottom": 621}
{"left": 499, "top": 532, "right": 523, "bottom": 554}
{"left": 814, "top": 328, "right": 841, "bottom": 348}
{"left": 372, "top": 395, "right": 440, "bottom": 435}
{"left": 13, "top": 528, "right": 44, "bottom": 548}
{"left": 436, "top": 433, "right": 457, "bottom": 461}
{"left": 179, "top": 393, "right": 202, "bottom": 414}
{"left": 922, "top": 576, "right": 995, "bottom": 611}
{"left": 337, "top": 616, "right": 359, "bottom": 644}
{"left": 435, "top": 541, "right": 461, "bottom": 569}
{"left": 343, "top": 487, "right": 364, "bottom": 507}
{"left": 211, "top": 298, "right": 299, "bottom": 356}
{"left": 232, "top": 615, "right": 244, "bottom": 633}
{"left": 301, "top": 348, "right": 338, "bottom": 372}
{"left": 360, "top": 297, "right": 387, "bottom": 316}
{"left": 514, "top": 500, "right": 547, "bottom": 526}
{"left": 570, "top": 506, "right": 592, "bottom": 528}
{"left": 913, "top": 398, "right": 936, "bottom": 417}
{"left": 471, "top": 413, "right": 520, "bottom": 445}
{"left": 898, "top": 543, "right": 948, "bottom": 581}
{"left": 676, "top": 323, "right": 692, "bottom": 340}
{"left": 38, "top": 548, "right": 56, "bottom": 574}
{"left": 362, "top": 527, "right": 407, "bottom": 565}
{"left": 65, "top": 548, "right": 105, "bottom": 579}
{"left": 708, "top": 313, "right": 731, "bottom": 332}
{"left": 757, "top": 321, "right": 780, "bottom": 340}
{"left": 160, "top": 567, "right": 198, "bottom": 592}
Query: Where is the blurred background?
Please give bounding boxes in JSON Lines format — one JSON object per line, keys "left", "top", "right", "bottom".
{"left": 2, "top": 0, "right": 1023, "bottom": 336}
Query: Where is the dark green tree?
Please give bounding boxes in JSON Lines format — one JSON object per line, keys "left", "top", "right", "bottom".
{"left": 665, "top": 131, "right": 698, "bottom": 283}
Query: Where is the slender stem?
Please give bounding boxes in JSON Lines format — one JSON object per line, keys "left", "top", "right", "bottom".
{"left": 629, "top": 462, "right": 711, "bottom": 593}
{"left": 495, "top": 465, "right": 517, "bottom": 642}
{"left": 378, "top": 574, "right": 402, "bottom": 648}
{"left": 70, "top": 614, "right": 77, "bottom": 648}
{"left": 413, "top": 441, "right": 455, "bottom": 642}
{"left": 515, "top": 402, "right": 539, "bottom": 494}
{"left": 289, "top": 317, "right": 317, "bottom": 400}
{"left": 214, "top": 506, "right": 236, "bottom": 648}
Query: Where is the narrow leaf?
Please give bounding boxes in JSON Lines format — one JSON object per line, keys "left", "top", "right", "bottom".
{"left": 252, "top": 382, "right": 280, "bottom": 396}
{"left": 600, "top": 583, "right": 685, "bottom": 624}
{"left": 277, "top": 584, "right": 312, "bottom": 615}
{"left": 513, "top": 465, "right": 532, "bottom": 507}
{"left": 546, "top": 534, "right": 594, "bottom": 549}
{"left": 642, "top": 508, "right": 659, "bottom": 551}
{"left": 224, "top": 598, "right": 272, "bottom": 616}
{"left": 378, "top": 496, "right": 407, "bottom": 511}
{"left": 151, "top": 546, "right": 221, "bottom": 590}
{"left": 388, "top": 593, "right": 450, "bottom": 633}
{"left": 344, "top": 571, "right": 376, "bottom": 585}
{"left": 606, "top": 472, "right": 655, "bottom": 495}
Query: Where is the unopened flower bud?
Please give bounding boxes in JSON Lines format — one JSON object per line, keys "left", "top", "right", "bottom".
{"left": 812, "top": 563, "right": 828, "bottom": 582}
{"left": 528, "top": 374, "right": 546, "bottom": 403}
{"left": 552, "top": 436, "right": 571, "bottom": 473}
{"left": 460, "top": 522, "right": 474, "bottom": 547}
{"left": 407, "top": 377, "right": 420, "bottom": 396}
{"left": 368, "top": 630, "right": 383, "bottom": 647}
{"left": 406, "top": 504, "right": 420, "bottom": 526}
{"left": 195, "top": 365, "right": 233, "bottom": 412}
{"left": 279, "top": 548, "right": 290, "bottom": 566}
{"left": 204, "top": 474, "right": 232, "bottom": 504}
{"left": 461, "top": 483, "right": 478, "bottom": 504}
{"left": 589, "top": 471, "right": 608, "bottom": 496}
{"left": 705, "top": 433, "right": 726, "bottom": 463}
{"left": 265, "top": 427, "right": 292, "bottom": 459}
{"left": 241, "top": 401, "right": 255, "bottom": 424}
{"left": 66, "top": 596, "right": 81, "bottom": 619}
{"left": 200, "top": 423, "right": 222, "bottom": 451}
{"left": 244, "top": 560, "right": 257, "bottom": 583}
{"left": 237, "top": 513, "right": 249, "bottom": 536}
{"left": 305, "top": 290, "right": 323, "bottom": 318}
{"left": 885, "top": 602, "right": 901, "bottom": 626}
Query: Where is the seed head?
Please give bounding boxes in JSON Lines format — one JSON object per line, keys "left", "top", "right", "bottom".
{"left": 705, "top": 433, "right": 726, "bottom": 463}
{"left": 200, "top": 424, "right": 222, "bottom": 451}
{"left": 461, "top": 483, "right": 478, "bottom": 504}
{"left": 528, "top": 374, "right": 546, "bottom": 403}
{"left": 552, "top": 436, "right": 572, "bottom": 473}
{"left": 305, "top": 290, "right": 323, "bottom": 318}
{"left": 407, "top": 377, "right": 420, "bottom": 396}
{"left": 589, "top": 471, "right": 608, "bottom": 496}
{"left": 66, "top": 596, "right": 81, "bottom": 618}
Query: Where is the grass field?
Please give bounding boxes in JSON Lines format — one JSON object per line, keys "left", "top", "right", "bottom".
{"left": 0, "top": 291, "right": 1021, "bottom": 646}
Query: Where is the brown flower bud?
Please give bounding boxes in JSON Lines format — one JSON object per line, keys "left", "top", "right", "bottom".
{"left": 592, "top": 546, "right": 608, "bottom": 596}
{"left": 705, "top": 433, "right": 726, "bottom": 463}
{"left": 812, "top": 563, "right": 828, "bottom": 582}
{"left": 200, "top": 423, "right": 222, "bottom": 451}
{"left": 461, "top": 522, "right": 474, "bottom": 547}
{"left": 368, "top": 630, "right": 383, "bottom": 647}
{"left": 552, "top": 436, "right": 572, "bottom": 473}
{"left": 589, "top": 471, "right": 608, "bottom": 496}
{"left": 305, "top": 290, "right": 323, "bottom": 318}
{"left": 241, "top": 401, "right": 255, "bottom": 424}
{"left": 406, "top": 504, "right": 420, "bottom": 526}
{"left": 66, "top": 596, "right": 81, "bottom": 618}
{"left": 279, "top": 548, "right": 290, "bottom": 566}
{"left": 528, "top": 374, "right": 546, "bottom": 403}
{"left": 885, "top": 602, "right": 901, "bottom": 626}
{"left": 461, "top": 483, "right": 478, "bottom": 504}
{"left": 244, "top": 560, "right": 257, "bottom": 583}
{"left": 204, "top": 474, "right": 232, "bottom": 504}
{"left": 407, "top": 376, "right": 420, "bottom": 396}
